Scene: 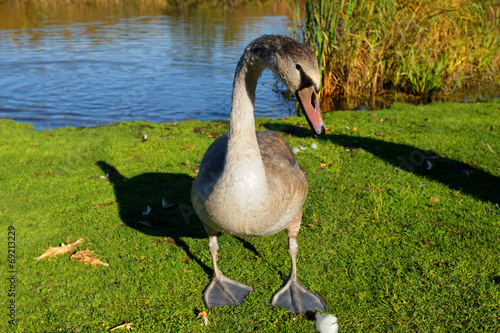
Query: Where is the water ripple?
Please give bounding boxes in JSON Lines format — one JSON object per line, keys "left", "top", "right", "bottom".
{"left": 0, "top": 12, "right": 295, "bottom": 129}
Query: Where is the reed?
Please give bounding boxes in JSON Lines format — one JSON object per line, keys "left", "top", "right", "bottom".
{"left": 292, "top": 0, "right": 500, "bottom": 109}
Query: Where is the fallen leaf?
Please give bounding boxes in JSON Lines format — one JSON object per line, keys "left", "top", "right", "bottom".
{"left": 34, "top": 238, "right": 84, "bottom": 260}
{"left": 353, "top": 127, "right": 357, "bottom": 131}
{"left": 197, "top": 311, "right": 209, "bottom": 326}
{"left": 137, "top": 220, "right": 153, "bottom": 228}
{"left": 378, "top": 118, "right": 384, "bottom": 123}
{"left": 110, "top": 322, "right": 133, "bottom": 331}
{"left": 422, "top": 240, "right": 438, "bottom": 248}
{"left": 71, "top": 249, "right": 109, "bottom": 266}
{"left": 374, "top": 132, "right": 386, "bottom": 136}
{"left": 320, "top": 163, "right": 328, "bottom": 169}
{"left": 92, "top": 201, "right": 115, "bottom": 208}
{"left": 180, "top": 144, "right": 195, "bottom": 150}
{"left": 303, "top": 223, "right": 317, "bottom": 229}
{"left": 429, "top": 196, "right": 440, "bottom": 203}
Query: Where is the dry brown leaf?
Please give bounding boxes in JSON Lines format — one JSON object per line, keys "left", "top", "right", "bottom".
{"left": 137, "top": 220, "right": 153, "bottom": 228}
{"left": 422, "top": 240, "right": 438, "bottom": 248}
{"left": 320, "top": 163, "right": 328, "bottom": 169}
{"left": 109, "top": 322, "right": 133, "bottom": 331}
{"left": 92, "top": 201, "right": 115, "bottom": 208}
{"left": 71, "top": 249, "right": 109, "bottom": 266}
{"left": 197, "top": 311, "right": 209, "bottom": 326}
{"left": 429, "top": 196, "right": 440, "bottom": 203}
{"left": 34, "top": 238, "right": 84, "bottom": 260}
{"left": 180, "top": 144, "right": 195, "bottom": 150}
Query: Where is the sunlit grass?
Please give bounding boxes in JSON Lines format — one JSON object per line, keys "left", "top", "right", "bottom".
{"left": 0, "top": 100, "right": 499, "bottom": 331}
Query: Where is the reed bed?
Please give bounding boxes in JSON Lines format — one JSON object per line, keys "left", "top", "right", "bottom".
{"left": 292, "top": 0, "right": 500, "bottom": 109}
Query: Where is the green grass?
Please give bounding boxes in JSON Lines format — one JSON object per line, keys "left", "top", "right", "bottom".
{"left": 1, "top": 100, "right": 499, "bottom": 332}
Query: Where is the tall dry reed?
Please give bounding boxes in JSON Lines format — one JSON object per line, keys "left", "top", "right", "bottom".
{"left": 292, "top": 0, "right": 500, "bottom": 108}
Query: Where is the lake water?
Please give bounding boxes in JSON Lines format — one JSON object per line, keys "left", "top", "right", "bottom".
{"left": 0, "top": 1, "right": 296, "bottom": 130}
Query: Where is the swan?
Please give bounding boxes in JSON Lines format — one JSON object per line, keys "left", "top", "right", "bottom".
{"left": 191, "top": 34, "right": 326, "bottom": 314}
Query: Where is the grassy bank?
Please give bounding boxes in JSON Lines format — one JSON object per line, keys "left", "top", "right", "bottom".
{"left": 1, "top": 101, "right": 500, "bottom": 332}
{"left": 293, "top": 0, "right": 500, "bottom": 109}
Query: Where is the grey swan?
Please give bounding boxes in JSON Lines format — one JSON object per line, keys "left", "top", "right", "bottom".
{"left": 191, "top": 35, "right": 326, "bottom": 314}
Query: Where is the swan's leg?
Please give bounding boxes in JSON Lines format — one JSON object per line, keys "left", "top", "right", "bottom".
{"left": 203, "top": 229, "right": 253, "bottom": 309}
{"left": 271, "top": 215, "right": 326, "bottom": 314}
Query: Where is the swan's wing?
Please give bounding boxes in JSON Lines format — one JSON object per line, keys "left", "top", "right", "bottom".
{"left": 257, "top": 131, "right": 307, "bottom": 196}
{"left": 194, "top": 134, "right": 228, "bottom": 194}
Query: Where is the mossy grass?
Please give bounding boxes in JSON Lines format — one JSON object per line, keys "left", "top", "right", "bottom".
{"left": 1, "top": 100, "right": 499, "bottom": 331}
{"left": 293, "top": 0, "right": 500, "bottom": 109}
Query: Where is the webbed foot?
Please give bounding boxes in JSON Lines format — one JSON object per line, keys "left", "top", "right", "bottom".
{"left": 271, "top": 279, "right": 326, "bottom": 314}
{"left": 203, "top": 275, "right": 254, "bottom": 309}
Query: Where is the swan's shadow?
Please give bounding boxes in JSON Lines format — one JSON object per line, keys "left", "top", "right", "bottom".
{"left": 96, "top": 161, "right": 264, "bottom": 277}
{"left": 96, "top": 161, "right": 211, "bottom": 275}
{"left": 264, "top": 124, "right": 500, "bottom": 205}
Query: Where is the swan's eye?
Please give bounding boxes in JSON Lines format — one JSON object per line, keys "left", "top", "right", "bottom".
{"left": 295, "top": 64, "right": 302, "bottom": 71}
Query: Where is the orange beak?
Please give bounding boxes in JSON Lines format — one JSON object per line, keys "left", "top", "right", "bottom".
{"left": 296, "top": 86, "right": 325, "bottom": 136}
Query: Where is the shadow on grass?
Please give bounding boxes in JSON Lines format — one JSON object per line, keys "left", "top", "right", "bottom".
{"left": 264, "top": 124, "right": 500, "bottom": 205}
{"left": 96, "top": 161, "right": 212, "bottom": 276}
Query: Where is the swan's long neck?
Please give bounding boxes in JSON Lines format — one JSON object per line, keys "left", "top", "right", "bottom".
{"left": 222, "top": 48, "right": 269, "bottom": 193}
{"left": 229, "top": 51, "right": 266, "bottom": 141}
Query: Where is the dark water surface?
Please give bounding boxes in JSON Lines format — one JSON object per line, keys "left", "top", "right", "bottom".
{"left": 0, "top": 1, "right": 295, "bottom": 130}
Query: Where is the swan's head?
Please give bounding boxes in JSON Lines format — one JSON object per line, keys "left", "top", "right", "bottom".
{"left": 265, "top": 35, "right": 326, "bottom": 136}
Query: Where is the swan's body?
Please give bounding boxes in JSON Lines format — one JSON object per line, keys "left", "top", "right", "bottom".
{"left": 193, "top": 131, "right": 305, "bottom": 237}
{"left": 191, "top": 35, "right": 326, "bottom": 314}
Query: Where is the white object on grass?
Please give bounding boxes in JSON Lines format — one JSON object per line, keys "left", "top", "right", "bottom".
{"left": 311, "top": 143, "right": 318, "bottom": 149}
{"left": 315, "top": 313, "right": 339, "bottom": 333}
{"left": 142, "top": 206, "right": 151, "bottom": 215}
{"left": 292, "top": 147, "right": 300, "bottom": 154}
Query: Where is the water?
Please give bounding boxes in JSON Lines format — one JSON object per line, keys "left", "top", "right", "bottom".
{"left": 0, "top": 2, "right": 296, "bottom": 130}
